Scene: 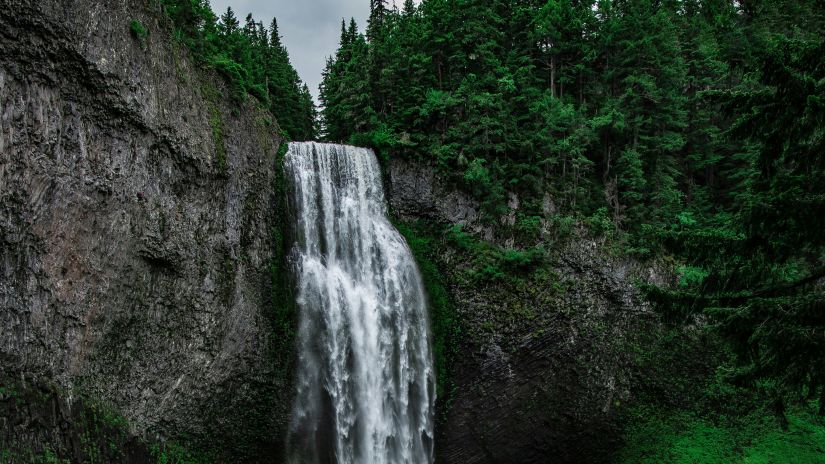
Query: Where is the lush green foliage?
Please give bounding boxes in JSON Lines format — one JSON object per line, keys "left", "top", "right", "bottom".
{"left": 321, "top": 0, "right": 825, "bottom": 420}
{"left": 444, "top": 224, "right": 547, "bottom": 282}
{"left": 151, "top": 443, "right": 212, "bottom": 464}
{"left": 321, "top": 0, "right": 724, "bottom": 228}
{"left": 645, "top": 8, "right": 825, "bottom": 420}
{"left": 130, "top": 20, "right": 149, "bottom": 49}
{"left": 621, "top": 406, "right": 825, "bottom": 463}
{"left": 623, "top": 321, "right": 825, "bottom": 462}
{"left": 159, "top": 0, "right": 316, "bottom": 140}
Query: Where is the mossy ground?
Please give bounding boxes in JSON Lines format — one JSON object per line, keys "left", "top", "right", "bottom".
{"left": 620, "top": 406, "right": 825, "bottom": 463}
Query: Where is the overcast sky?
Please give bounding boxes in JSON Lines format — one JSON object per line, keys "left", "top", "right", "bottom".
{"left": 208, "top": 0, "right": 376, "bottom": 103}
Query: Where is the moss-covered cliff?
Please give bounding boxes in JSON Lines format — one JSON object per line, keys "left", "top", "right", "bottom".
{"left": 387, "top": 158, "right": 670, "bottom": 463}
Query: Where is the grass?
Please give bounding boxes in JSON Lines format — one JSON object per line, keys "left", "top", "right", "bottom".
{"left": 620, "top": 406, "right": 825, "bottom": 463}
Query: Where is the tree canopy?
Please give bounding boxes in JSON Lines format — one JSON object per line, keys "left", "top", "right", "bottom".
{"left": 319, "top": 0, "right": 825, "bottom": 418}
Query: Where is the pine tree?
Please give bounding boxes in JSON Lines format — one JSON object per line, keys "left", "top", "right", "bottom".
{"left": 244, "top": 13, "right": 256, "bottom": 38}
{"left": 367, "top": 0, "right": 388, "bottom": 42}
{"left": 402, "top": 0, "right": 416, "bottom": 16}
{"left": 219, "top": 6, "right": 238, "bottom": 35}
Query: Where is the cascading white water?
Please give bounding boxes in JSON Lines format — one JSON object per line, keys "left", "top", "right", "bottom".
{"left": 284, "top": 142, "right": 435, "bottom": 464}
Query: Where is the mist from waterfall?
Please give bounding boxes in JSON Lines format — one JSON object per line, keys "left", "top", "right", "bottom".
{"left": 284, "top": 142, "right": 435, "bottom": 464}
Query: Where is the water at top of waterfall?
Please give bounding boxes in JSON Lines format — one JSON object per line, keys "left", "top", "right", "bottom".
{"left": 285, "top": 142, "right": 435, "bottom": 464}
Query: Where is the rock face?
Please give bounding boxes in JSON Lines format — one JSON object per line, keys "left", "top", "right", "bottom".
{"left": 389, "top": 158, "right": 483, "bottom": 230}
{"left": 0, "top": 0, "right": 290, "bottom": 460}
{"left": 389, "top": 159, "right": 666, "bottom": 463}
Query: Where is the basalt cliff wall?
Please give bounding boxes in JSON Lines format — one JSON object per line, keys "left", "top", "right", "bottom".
{"left": 388, "top": 158, "right": 681, "bottom": 464}
{"left": 0, "top": 0, "right": 291, "bottom": 460}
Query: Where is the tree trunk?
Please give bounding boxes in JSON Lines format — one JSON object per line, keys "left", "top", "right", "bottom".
{"left": 773, "top": 395, "right": 789, "bottom": 431}
{"left": 579, "top": 70, "right": 583, "bottom": 106}
{"left": 559, "top": 62, "right": 563, "bottom": 99}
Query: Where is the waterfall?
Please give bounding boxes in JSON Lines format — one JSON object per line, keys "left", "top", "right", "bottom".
{"left": 284, "top": 142, "right": 435, "bottom": 464}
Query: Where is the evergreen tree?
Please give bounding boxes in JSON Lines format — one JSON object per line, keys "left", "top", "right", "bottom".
{"left": 367, "top": 0, "right": 388, "bottom": 41}
{"left": 649, "top": 3, "right": 825, "bottom": 419}
{"left": 219, "top": 6, "right": 239, "bottom": 35}
{"left": 402, "top": 0, "right": 416, "bottom": 15}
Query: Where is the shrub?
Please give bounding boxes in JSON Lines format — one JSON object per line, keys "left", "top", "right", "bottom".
{"left": 501, "top": 247, "right": 546, "bottom": 272}
{"left": 550, "top": 214, "right": 576, "bottom": 239}
{"left": 676, "top": 265, "right": 709, "bottom": 288}
{"left": 210, "top": 55, "right": 249, "bottom": 101}
{"left": 515, "top": 215, "right": 543, "bottom": 242}
{"left": 587, "top": 207, "right": 614, "bottom": 237}
{"left": 129, "top": 20, "right": 148, "bottom": 49}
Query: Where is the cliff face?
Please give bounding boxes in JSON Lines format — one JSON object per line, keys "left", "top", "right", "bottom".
{"left": 0, "top": 0, "right": 290, "bottom": 460}
{"left": 389, "top": 159, "right": 670, "bottom": 464}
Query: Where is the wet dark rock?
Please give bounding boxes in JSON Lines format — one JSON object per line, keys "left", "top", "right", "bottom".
{"left": 389, "top": 157, "right": 484, "bottom": 232}
{"left": 0, "top": 0, "right": 290, "bottom": 460}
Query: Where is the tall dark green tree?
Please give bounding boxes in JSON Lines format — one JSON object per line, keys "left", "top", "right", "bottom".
{"left": 320, "top": 18, "right": 373, "bottom": 142}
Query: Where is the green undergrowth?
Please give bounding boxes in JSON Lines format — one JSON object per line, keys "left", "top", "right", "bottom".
{"left": 620, "top": 405, "right": 825, "bottom": 463}
{"left": 150, "top": 442, "right": 213, "bottom": 464}
{"left": 621, "top": 323, "right": 825, "bottom": 463}
{"left": 443, "top": 224, "right": 547, "bottom": 284}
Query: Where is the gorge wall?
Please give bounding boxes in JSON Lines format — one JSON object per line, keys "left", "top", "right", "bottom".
{"left": 389, "top": 158, "right": 673, "bottom": 463}
{"left": 0, "top": 0, "right": 292, "bottom": 460}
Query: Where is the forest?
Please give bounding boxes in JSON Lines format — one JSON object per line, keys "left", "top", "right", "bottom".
{"left": 317, "top": 0, "right": 825, "bottom": 429}
{"left": 159, "top": 0, "right": 317, "bottom": 141}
